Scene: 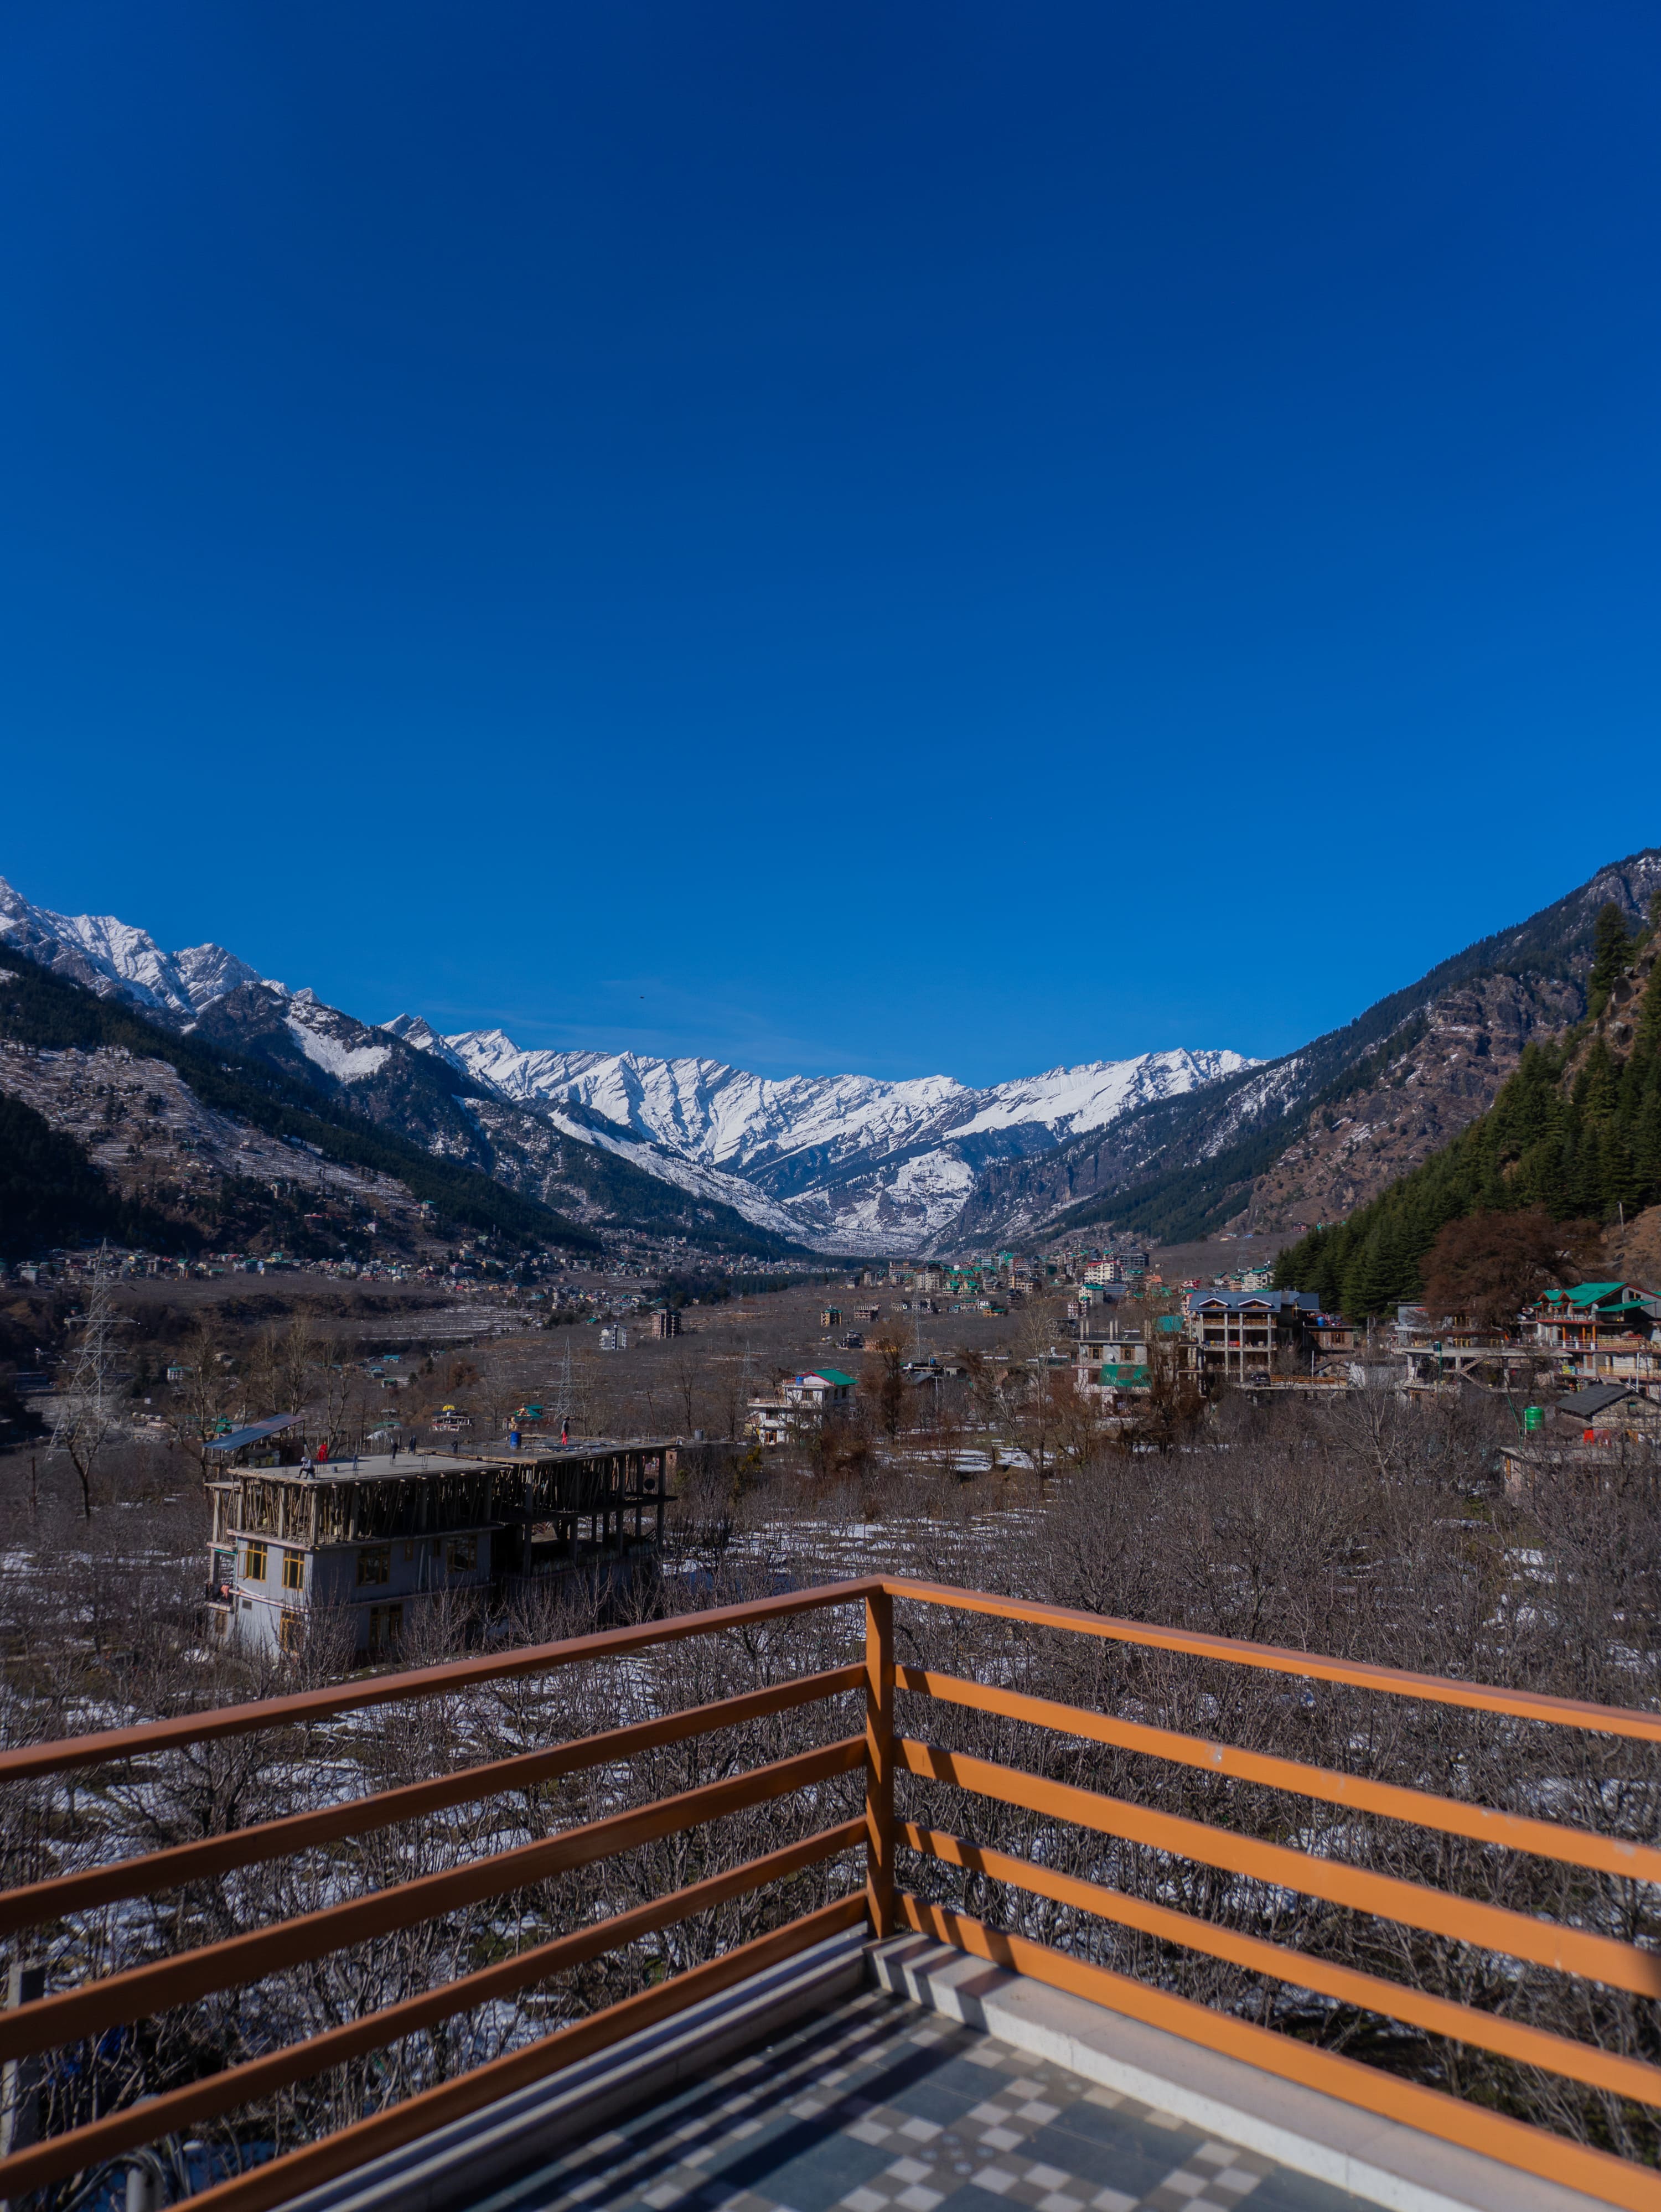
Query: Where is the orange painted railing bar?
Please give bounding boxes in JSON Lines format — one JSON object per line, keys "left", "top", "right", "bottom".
{"left": 896, "top": 1896, "right": 1661, "bottom": 2212}
{"left": 7, "top": 1576, "right": 1661, "bottom": 2205}
{"left": 0, "top": 1662, "right": 865, "bottom": 1939}
{"left": 884, "top": 1577, "right": 1661, "bottom": 1743}
{"left": 905, "top": 1824, "right": 1661, "bottom": 2111}
{"left": 0, "top": 1823, "right": 867, "bottom": 2200}
{"left": 0, "top": 1577, "right": 882, "bottom": 1783}
{"left": 897, "top": 1665, "right": 1661, "bottom": 1884}
{"left": 896, "top": 1738, "right": 1661, "bottom": 1997}
{"left": 12, "top": 1571, "right": 1660, "bottom": 1785}
{"left": 0, "top": 1736, "right": 865, "bottom": 2065}
{"left": 178, "top": 1897, "right": 870, "bottom": 2212}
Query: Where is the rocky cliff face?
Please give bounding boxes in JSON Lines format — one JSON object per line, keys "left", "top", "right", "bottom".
{"left": 944, "top": 850, "right": 1661, "bottom": 1249}
{"left": 1249, "top": 972, "right": 1583, "bottom": 1227}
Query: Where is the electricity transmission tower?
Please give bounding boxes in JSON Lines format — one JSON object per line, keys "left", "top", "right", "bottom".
{"left": 52, "top": 1249, "right": 125, "bottom": 1519}
{"left": 553, "top": 1340, "right": 575, "bottom": 1439}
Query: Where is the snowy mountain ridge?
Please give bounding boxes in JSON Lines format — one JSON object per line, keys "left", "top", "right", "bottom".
{"left": 0, "top": 874, "right": 1254, "bottom": 1252}
{"left": 390, "top": 1023, "right": 1250, "bottom": 1178}
{"left": 0, "top": 877, "right": 275, "bottom": 1018}
{"left": 385, "top": 1021, "right": 1255, "bottom": 1246}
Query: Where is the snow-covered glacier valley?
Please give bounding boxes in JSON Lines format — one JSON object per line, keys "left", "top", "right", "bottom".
{"left": 386, "top": 1021, "right": 1255, "bottom": 1250}
{"left": 0, "top": 874, "right": 1254, "bottom": 1253}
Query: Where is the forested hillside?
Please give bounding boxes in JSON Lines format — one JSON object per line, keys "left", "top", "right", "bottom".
{"left": 0, "top": 1092, "right": 171, "bottom": 1260}
{"left": 0, "top": 952, "right": 599, "bottom": 1255}
{"left": 1275, "top": 902, "right": 1661, "bottom": 1316}
{"left": 951, "top": 849, "right": 1661, "bottom": 1248}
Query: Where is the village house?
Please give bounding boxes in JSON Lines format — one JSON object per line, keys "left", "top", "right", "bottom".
{"left": 1073, "top": 1322, "right": 1150, "bottom": 1395}
{"left": 206, "top": 1438, "right": 676, "bottom": 1659}
{"left": 1084, "top": 1250, "right": 1148, "bottom": 1287}
{"left": 1309, "top": 1313, "right": 1361, "bottom": 1354}
{"left": 746, "top": 1368, "right": 858, "bottom": 1447}
{"left": 1185, "top": 1289, "right": 1320, "bottom": 1382}
{"left": 1073, "top": 1313, "right": 1191, "bottom": 1396}
{"left": 1502, "top": 1433, "right": 1646, "bottom": 1495}
{"left": 1553, "top": 1381, "right": 1661, "bottom": 1439}
{"left": 1527, "top": 1282, "right": 1661, "bottom": 1393}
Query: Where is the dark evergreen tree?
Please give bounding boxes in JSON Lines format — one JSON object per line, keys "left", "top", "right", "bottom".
{"left": 1588, "top": 900, "right": 1633, "bottom": 1017}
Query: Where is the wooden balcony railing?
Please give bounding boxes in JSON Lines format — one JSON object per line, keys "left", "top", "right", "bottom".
{"left": 2, "top": 1577, "right": 1661, "bottom": 2210}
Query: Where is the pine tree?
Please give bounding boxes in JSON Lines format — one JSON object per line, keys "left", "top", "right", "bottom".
{"left": 1635, "top": 959, "right": 1661, "bottom": 1059}
{"left": 1339, "top": 1236, "right": 1376, "bottom": 1323}
{"left": 1588, "top": 900, "right": 1633, "bottom": 1017}
{"left": 1575, "top": 1038, "right": 1619, "bottom": 1123}
{"left": 1516, "top": 1133, "right": 1569, "bottom": 1216}
{"left": 1602, "top": 1127, "right": 1639, "bottom": 1216}
{"left": 1634, "top": 1085, "right": 1661, "bottom": 1204}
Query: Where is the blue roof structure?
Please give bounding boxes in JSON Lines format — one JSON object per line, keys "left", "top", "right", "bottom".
{"left": 204, "top": 1413, "right": 303, "bottom": 1455}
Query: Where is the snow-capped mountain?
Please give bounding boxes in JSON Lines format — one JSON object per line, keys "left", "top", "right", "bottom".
{"left": 0, "top": 873, "right": 1253, "bottom": 1252}
{"left": 0, "top": 878, "right": 272, "bottom": 1018}
{"left": 386, "top": 1025, "right": 1248, "bottom": 1177}
{"left": 385, "top": 1023, "right": 1254, "bottom": 1247}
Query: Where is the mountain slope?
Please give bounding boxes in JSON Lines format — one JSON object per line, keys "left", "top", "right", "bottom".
{"left": 391, "top": 1023, "right": 1253, "bottom": 1249}
{"left": 0, "top": 1089, "right": 166, "bottom": 1261}
{"left": 0, "top": 873, "right": 1255, "bottom": 1254}
{"left": 948, "top": 851, "right": 1661, "bottom": 1249}
{"left": 1273, "top": 908, "right": 1661, "bottom": 1316}
{"left": 0, "top": 885, "right": 814, "bottom": 1257}
{"left": 0, "top": 949, "right": 601, "bottom": 1256}
{"left": 0, "top": 878, "right": 270, "bottom": 1017}
{"left": 178, "top": 992, "right": 814, "bottom": 1255}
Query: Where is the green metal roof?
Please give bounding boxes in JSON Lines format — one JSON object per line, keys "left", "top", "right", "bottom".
{"left": 1543, "top": 1282, "right": 1632, "bottom": 1308}
{"left": 814, "top": 1368, "right": 857, "bottom": 1387}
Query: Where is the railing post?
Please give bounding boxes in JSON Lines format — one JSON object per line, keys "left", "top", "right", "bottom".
{"left": 864, "top": 1585, "right": 894, "bottom": 1939}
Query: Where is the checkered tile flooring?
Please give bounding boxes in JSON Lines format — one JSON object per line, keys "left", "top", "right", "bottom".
{"left": 468, "top": 1985, "right": 1368, "bottom": 2212}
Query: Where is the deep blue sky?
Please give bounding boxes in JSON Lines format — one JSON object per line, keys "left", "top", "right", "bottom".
{"left": 3, "top": 3, "right": 1658, "bottom": 1084}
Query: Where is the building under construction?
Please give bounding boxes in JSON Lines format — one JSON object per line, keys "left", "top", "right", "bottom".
{"left": 206, "top": 1436, "right": 679, "bottom": 1659}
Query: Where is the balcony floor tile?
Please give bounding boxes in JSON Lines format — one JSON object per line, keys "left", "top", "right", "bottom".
{"left": 470, "top": 1986, "right": 1370, "bottom": 2212}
